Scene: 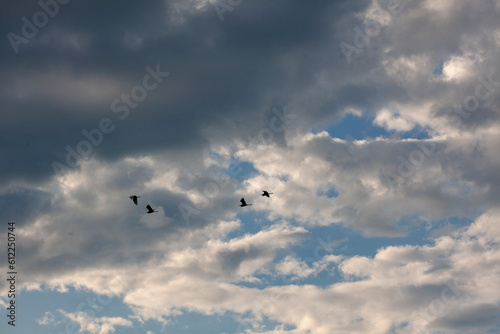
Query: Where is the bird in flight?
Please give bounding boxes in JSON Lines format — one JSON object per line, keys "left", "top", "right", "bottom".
{"left": 261, "top": 190, "right": 273, "bottom": 198}
{"left": 129, "top": 195, "right": 140, "bottom": 205}
{"left": 146, "top": 205, "right": 158, "bottom": 214}
{"left": 239, "top": 198, "right": 252, "bottom": 207}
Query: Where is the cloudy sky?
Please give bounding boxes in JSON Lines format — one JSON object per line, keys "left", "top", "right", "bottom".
{"left": 1, "top": 0, "right": 500, "bottom": 333}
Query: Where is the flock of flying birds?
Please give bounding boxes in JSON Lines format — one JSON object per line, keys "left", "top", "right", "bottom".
{"left": 129, "top": 190, "right": 273, "bottom": 214}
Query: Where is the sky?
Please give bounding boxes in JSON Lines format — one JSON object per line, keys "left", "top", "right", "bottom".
{"left": 1, "top": 0, "right": 500, "bottom": 333}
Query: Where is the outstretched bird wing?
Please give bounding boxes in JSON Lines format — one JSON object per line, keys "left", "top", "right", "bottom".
{"left": 129, "top": 195, "right": 139, "bottom": 205}
{"left": 240, "top": 198, "right": 246, "bottom": 206}
{"left": 146, "top": 204, "right": 153, "bottom": 212}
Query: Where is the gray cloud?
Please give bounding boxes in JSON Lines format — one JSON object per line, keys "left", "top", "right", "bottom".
{"left": 1, "top": 1, "right": 500, "bottom": 333}
{"left": 430, "top": 304, "right": 500, "bottom": 332}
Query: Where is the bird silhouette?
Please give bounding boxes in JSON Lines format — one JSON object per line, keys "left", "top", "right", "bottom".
{"left": 261, "top": 190, "right": 273, "bottom": 198}
{"left": 129, "top": 195, "right": 140, "bottom": 205}
{"left": 240, "top": 198, "right": 252, "bottom": 207}
{"left": 146, "top": 205, "right": 158, "bottom": 214}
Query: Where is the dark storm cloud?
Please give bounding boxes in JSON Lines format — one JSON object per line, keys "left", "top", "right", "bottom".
{"left": 1, "top": 0, "right": 372, "bottom": 186}
{"left": 0, "top": 188, "right": 53, "bottom": 225}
